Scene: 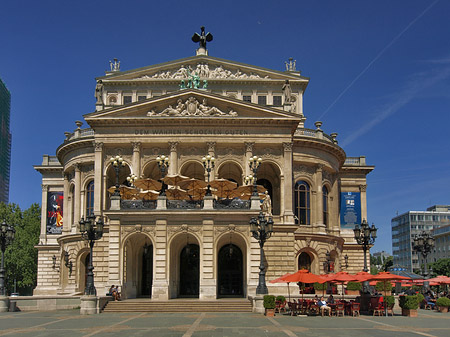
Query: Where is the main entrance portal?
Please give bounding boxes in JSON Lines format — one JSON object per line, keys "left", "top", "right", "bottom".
{"left": 141, "top": 244, "right": 153, "bottom": 296}
{"left": 218, "top": 244, "right": 243, "bottom": 297}
{"left": 179, "top": 244, "right": 199, "bottom": 297}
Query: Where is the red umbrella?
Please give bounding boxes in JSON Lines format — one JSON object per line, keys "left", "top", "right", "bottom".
{"left": 326, "top": 272, "right": 358, "bottom": 299}
{"left": 353, "top": 271, "right": 371, "bottom": 282}
{"left": 284, "top": 269, "right": 326, "bottom": 302}
{"left": 365, "top": 272, "right": 410, "bottom": 296}
{"left": 426, "top": 275, "right": 450, "bottom": 285}
{"left": 270, "top": 273, "right": 292, "bottom": 302}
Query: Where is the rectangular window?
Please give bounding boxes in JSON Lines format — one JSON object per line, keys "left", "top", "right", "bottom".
{"left": 138, "top": 95, "right": 147, "bottom": 101}
{"left": 123, "top": 96, "right": 132, "bottom": 104}
{"left": 258, "top": 96, "right": 267, "bottom": 105}
{"left": 243, "top": 95, "right": 251, "bottom": 103}
{"left": 273, "top": 96, "right": 282, "bottom": 106}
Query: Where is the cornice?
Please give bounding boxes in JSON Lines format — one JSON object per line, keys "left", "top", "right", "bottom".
{"left": 293, "top": 137, "right": 346, "bottom": 166}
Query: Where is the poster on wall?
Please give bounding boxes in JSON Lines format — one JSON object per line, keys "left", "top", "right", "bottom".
{"left": 340, "top": 192, "right": 361, "bottom": 229}
{"left": 47, "top": 192, "right": 63, "bottom": 234}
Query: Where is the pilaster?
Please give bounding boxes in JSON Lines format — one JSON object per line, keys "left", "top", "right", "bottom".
{"left": 200, "top": 219, "right": 215, "bottom": 299}
{"left": 153, "top": 219, "right": 169, "bottom": 300}
{"left": 360, "top": 184, "right": 368, "bottom": 220}
{"left": 62, "top": 175, "right": 70, "bottom": 235}
{"left": 168, "top": 142, "right": 178, "bottom": 175}
{"left": 282, "top": 142, "right": 294, "bottom": 222}
{"left": 94, "top": 142, "right": 103, "bottom": 215}
{"left": 244, "top": 142, "right": 254, "bottom": 178}
{"left": 131, "top": 142, "right": 141, "bottom": 177}
{"left": 40, "top": 184, "right": 49, "bottom": 243}
{"left": 74, "top": 164, "right": 82, "bottom": 224}
{"left": 314, "top": 164, "right": 325, "bottom": 233}
{"left": 108, "top": 218, "right": 121, "bottom": 286}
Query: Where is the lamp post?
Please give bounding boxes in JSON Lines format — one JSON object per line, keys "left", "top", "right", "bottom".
{"left": 156, "top": 155, "right": 169, "bottom": 196}
{"left": 202, "top": 155, "right": 215, "bottom": 196}
{"left": 0, "top": 220, "right": 15, "bottom": 296}
{"left": 79, "top": 214, "right": 104, "bottom": 295}
{"left": 249, "top": 156, "right": 262, "bottom": 196}
{"left": 344, "top": 254, "right": 349, "bottom": 270}
{"left": 353, "top": 219, "right": 377, "bottom": 272}
{"left": 110, "top": 155, "right": 125, "bottom": 196}
{"left": 127, "top": 174, "right": 137, "bottom": 187}
{"left": 250, "top": 211, "right": 274, "bottom": 294}
{"left": 323, "top": 251, "right": 331, "bottom": 273}
{"left": 413, "top": 232, "right": 435, "bottom": 278}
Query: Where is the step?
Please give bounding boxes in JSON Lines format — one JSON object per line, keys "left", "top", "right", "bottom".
{"left": 103, "top": 299, "right": 253, "bottom": 313}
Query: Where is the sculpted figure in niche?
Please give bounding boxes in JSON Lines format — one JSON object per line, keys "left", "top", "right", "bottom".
{"left": 95, "top": 80, "right": 103, "bottom": 104}
{"left": 282, "top": 80, "right": 292, "bottom": 104}
{"left": 261, "top": 191, "right": 272, "bottom": 216}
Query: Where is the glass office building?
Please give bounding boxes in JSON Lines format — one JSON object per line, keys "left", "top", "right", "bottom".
{"left": 0, "top": 78, "right": 11, "bottom": 204}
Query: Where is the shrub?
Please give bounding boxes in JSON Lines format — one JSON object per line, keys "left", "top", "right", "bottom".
{"left": 314, "top": 282, "right": 327, "bottom": 291}
{"left": 263, "top": 295, "right": 276, "bottom": 309}
{"left": 399, "top": 295, "right": 420, "bottom": 310}
{"left": 384, "top": 295, "right": 395, "bottom": 308}
{"left": 416, "top": 293, "right": 424, "bottom": 304}
{"left": 347, "top": 282, "right": 362, "bottom": 291}
{"left": 436, "top": 297, "right": 450, "bottom": 307}
{"left": 276, "top": 295, "right": 286, "bottom": 303}
{"left": 375, "top": 281, "right": 393, "bottom": 292}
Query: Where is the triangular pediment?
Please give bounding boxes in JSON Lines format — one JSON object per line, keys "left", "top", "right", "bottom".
{"left": 84, "top": 89, "right": 302, "bottom": 128}
{"left": 97, "top": 55, "right": 309, "bottom": 84}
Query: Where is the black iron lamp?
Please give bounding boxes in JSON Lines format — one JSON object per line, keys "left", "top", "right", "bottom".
{"left": 248, "top": 156, "right": 262, "bottom": 196}
{"left": 110, "top": 155, "right": 125, "bottom": 196}
{"left": 353, "top": 219, "right": 377, "bottom": 272}
{"left": 250, "top": 211, "right": 274, "bottom": 294}
{"left": 64, "top": 251, "right": 73, "bottom": 276}
{"left": 0, "top": 220, "right": 15, "bottom": 296}
{"left": 156, "top": 155, "right": 169, "bottom": 196}
{"left": 344, "top": 254, "right": 349, "bottom": 269}
{"left": 202, "top": 155, "right": 215, "bottom": 196}
{"left": 413, "top": 231, "right": 435, "bottom": 278}
{"left": 79, "top": 214, "right": 104, "bottom": 295}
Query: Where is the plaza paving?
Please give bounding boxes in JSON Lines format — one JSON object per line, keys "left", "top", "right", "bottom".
{"left": 0, "top": 309, "right": 449, "bottom": 337}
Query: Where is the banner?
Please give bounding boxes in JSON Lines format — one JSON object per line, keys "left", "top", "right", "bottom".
{"left": 47, "top": 191, "right": 63, "bottom": 234}
{"left": 340, "top": 192, "right": 361, "bottom": 229}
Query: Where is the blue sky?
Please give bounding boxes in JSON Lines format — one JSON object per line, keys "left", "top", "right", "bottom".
{"left": 1, "top": 0, "right": 449, "bottom": 254}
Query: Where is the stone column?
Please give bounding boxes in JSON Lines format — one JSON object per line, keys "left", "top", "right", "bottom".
{"left": 132, "top": 142, "right": 141, "bottom": 177}
{"left": 94, "top": 142, "right": 103, "bottom": 215}
{"left": 108, "top": 218, "right": 121, "bottom": 287}
{"left": 360, "top": 184, "right": 368, "bottom": 220}
{"left": 244, "top": 142, "right": 254, "bottom": 178}
{"left": 73, "top": 164, "right": 82, "bottom": 224}
{"left": 153, "top": 219, "right": 169, "bottom": 300}
{"left": 282, "top": 142, "right": 294, "bottom": 223}
{"left": 40, "top": 184, "right": 48, "bottom": 243}
{"left": 314, "top": 164, "right": 325, "bottom": 233}
{"left": 62, "top": 175, "right": 70, "bottom": 234}
{"left": 200, "top": 219, "right": 215, "bottom": 299}
{"left": 168, "top": 142, "right": 178, "bottom": 175}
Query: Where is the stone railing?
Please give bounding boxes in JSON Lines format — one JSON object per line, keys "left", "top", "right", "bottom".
{"left": 294, "top": 128, "right": 335, "bottom": 143}
{"left": 167, "top": 200, "right": 203, "bottom": 209}
{"left": 344, "top": 156, "right": 366, "bottom": 166}
{"left": 121, "top": 200, "right": 157, "bottom": 209}
{"left": 65, "top": 128, "right": 94, "bottom": 142}
{"left": 213, "top": 199, "right": 251, "bottom": 209}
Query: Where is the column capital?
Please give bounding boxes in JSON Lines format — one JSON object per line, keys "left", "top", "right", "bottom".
{"left": 42, "top": 184, "right": 49, "bottom": 192}
{"left": 168, "top": 141, "right": 179, "bottom": 152}
{"left": 316, "top": 164, "right": 324, "bottom": 172}
{"left": 282, "top": 142, "right": 293, "bottom": 152}
{"left": 74, "top": 163, "right": 81, "bottom": 172}
{"left": 93, "top": 142, "right": 103, "bottom": 151}
{"left": 244, "top": 142, "right": 254, "bottom": 152}
{"left": 359, "top": 184, "right": 367, "bottom": 192}
{"left": 132, "top": 142, "right": 141, "bottom": 151}
{"left": 206, "top": 142, "right": 216, "bottom": 153}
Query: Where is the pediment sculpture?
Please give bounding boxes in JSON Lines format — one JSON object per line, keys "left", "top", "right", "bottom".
{"left": 147, "top": 97, "right": 238, "bottom": 117}
{"left": 138, "top": 63, "right": 270, "bottom": 80}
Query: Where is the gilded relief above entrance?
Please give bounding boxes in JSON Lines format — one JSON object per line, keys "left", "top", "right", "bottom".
{"left": 147, "top": 97, "right": 237, "bottom": 117}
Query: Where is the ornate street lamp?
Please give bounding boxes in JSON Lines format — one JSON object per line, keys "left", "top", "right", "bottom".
{"left": 250, "top": 211, "right": 274, "bottom": 294}
{"left": 244, "top": 175, "right": 255, "bottom": 185}
{"left": 156, "top": 155, "right": 169, "bottom": 196}
{"left": 353, "top": 219, "right": 377, "bottom": 272}
{"left": 79, "top": 214, "right": 104, "bottom": 295}
{"left": 202, "top": 155, "right": 215, "bottom": 196}
{"left": 110, "top": 155, "right": 125, "bottom": 196}
{"left": 323, "top": 251, "right": 332, "bottom": 273}
{"left": 127, "top": 174, "right": 137, "bottom": 187}
{"left": 248, "top": 156, "right": 262, "bottom": 196}
{"left": 0, "top": 220, "right": 15, "bottom": 296}
{"left": 413, "top": 231, "right": 435, "bottom": 278}
{"left": 344, "top": 254, "right": 349, "bottom": 269}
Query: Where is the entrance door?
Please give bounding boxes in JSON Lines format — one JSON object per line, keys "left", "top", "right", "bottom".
{"left": 141, "top": 245, "right": 153, "bottom": 296}
{"left": 179, "top": 244, "right": 199, "bottom": 297}
{"left": 298, "top": 252, "right": 312, "bottom": 271}
{"left": 218, "top": 244, "right": 243, "bottom": 297}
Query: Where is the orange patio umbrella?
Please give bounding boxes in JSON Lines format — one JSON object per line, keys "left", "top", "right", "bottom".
{"left": 426, "top": 275, "right": 450, "bottom": 285}
{"left": 326, "top": 271, "right": 358, "bottom": 299}
{"left": 284, "top": 269, "right": 326, "bottom": 302}
{"left": 270, "top": 273, "right": 292, "bottom": 302}
{"left": 365, "top": 271, "right": 410, "bottom": 296}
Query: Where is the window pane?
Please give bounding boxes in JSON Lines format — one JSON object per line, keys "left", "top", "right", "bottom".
{"left": 258, "top": 96, "right": 267, "bottom": 105}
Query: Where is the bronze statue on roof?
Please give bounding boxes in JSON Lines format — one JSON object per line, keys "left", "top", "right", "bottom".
{"left": 192, "top": 26, "right": 213, "bottom": 49}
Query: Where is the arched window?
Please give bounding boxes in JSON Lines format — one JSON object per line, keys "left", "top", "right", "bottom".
{"left": 294, "top": 180, "right": 310, "bottom": 225}
{"left": 323, "top": 186, "right": 328, "bottom": 227}
{"left": 85, "top": 181, "right": 94, "bottom": 216}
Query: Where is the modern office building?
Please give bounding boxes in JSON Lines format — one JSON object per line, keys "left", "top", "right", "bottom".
{"left": 34, "top": 33, "right": 374, "bottom": 301}
{"left": 431, "top": 223, "right": 450, "bottom": 262}
{"left": 0, "top": 78, "right": 11, "bottom": 204}
{"left": 392, "top": 205, "right": 450, "bottom": 272}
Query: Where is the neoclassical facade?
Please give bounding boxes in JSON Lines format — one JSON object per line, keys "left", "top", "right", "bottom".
{"left": 34, "top": 46, "right": 374, "bottom": 300}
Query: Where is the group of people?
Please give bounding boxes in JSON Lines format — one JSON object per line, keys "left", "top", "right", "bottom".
{"left": 108, "top": 285, "right": 121, "bottom": 301}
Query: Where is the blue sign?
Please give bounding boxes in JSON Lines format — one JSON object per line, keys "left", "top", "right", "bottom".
{"left": 340, "top": 192, "right": 361, "bottom": 229}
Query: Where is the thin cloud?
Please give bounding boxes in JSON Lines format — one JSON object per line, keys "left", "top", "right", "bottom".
{"left": 341, "top": 66, "right": 450, "bottom": 147}
{"left": 318, "top": 0, "right": 440, "bottom": 120}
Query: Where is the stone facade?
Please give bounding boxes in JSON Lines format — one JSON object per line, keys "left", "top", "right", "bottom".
{"left": 34, "top": 50, "right": 374, "bottom": 300}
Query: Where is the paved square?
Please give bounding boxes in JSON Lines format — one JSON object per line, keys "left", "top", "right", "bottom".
{"left": 0, "top": 309, "right": 449, "bottom": 337}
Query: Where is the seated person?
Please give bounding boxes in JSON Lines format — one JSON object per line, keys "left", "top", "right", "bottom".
{"left": 318, "top": 296, "right": 331, "bottom": 316}
{"left": 112, "top": 285, "right": 121, "bottom": 301}
{"left": 107, "top": 285, "right": 115, "bottom": 296}
{"left": 425, "top": 293, "right": 435, "bottom": 309}
{"left": 327, "top": 294, "right": 335, "bottom": 304}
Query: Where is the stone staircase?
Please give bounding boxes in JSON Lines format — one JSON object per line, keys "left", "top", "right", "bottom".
{"left": 103, "top": 298, "right": 253, "bottom": 313}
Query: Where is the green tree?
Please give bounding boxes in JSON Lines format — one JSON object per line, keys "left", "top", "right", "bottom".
{"left": 0, "top": 202, "right": 41, "bottom": 295}
{"left": 429, "top": 258, "right": 450, "bottom": 277}
{"left": 382, "top": 256, "right": 393, "bottom": 272}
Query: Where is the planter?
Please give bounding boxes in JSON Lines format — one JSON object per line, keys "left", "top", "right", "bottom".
{"left": 402, "top": 308, "right": 418, "bottom": 317}
{"left": 265, "top": 308, "right": 275, "bottom": 317}
{"left": 438, "top": 306, "right": 449, "bottom": 313}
